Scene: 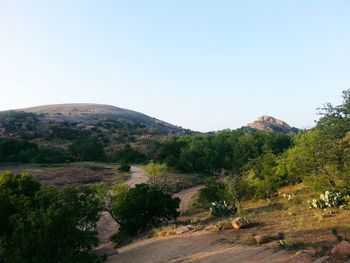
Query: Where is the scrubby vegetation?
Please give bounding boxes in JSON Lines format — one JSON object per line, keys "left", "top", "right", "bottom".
{"left": 153, "top": 89, "right": 350, "bottom": 204}
{"left": 209, "top": 201, "right": 236, "bottom": 218}
{"left": 0, "top": 172, "right": 105, "bottom": 263}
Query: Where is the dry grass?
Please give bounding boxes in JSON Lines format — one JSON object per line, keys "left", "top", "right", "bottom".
{"left": 178, "top": 183, "right": 350, "bottom": 256}
{"left": 241, "top": 184, "right": 350, "bottom": 250}
{"left": 150, "top": 224, "right": 177, "bottom": 237}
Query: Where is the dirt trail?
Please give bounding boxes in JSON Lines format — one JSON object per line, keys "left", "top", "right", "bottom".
{"left": 175, "top": 185, "right": 203, "bottom": 212}
{"left": 107, "top": 230, "right": 318, "bottom": 263}
{"left": 124, "top": 166, "right": 148, "bottom": 187}
{"left": 96, "top": 166, "right": 148, "bottom": 249}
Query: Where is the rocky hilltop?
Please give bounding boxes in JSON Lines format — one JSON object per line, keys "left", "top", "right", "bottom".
{"left": 243, "top": 115, "right": 299, "bottom": 133}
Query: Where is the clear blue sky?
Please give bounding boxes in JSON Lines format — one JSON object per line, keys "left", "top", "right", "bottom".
{"left": 0, "top": 1, "right": 349, "bottom": 132}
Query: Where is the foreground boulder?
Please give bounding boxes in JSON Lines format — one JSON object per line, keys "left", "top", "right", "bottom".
{"left": 231, "top": 217, "right": 248, "bottom": 229}
{"left": 331, "top": 241, "right": 350, "bottom": 257}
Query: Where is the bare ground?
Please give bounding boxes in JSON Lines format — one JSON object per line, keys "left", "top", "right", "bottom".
{"left": 96, "top": 166, "right": 149, "bottom": 250}
{"left": 124, "top": 166, "right": 148, "bottom": 186}
{"left": 175, "top": 185, "right": 203, "bottom": 212}
{"left": 0, "top": 163, "right": 128, "bottom": 187}
{"left": 107, "top": 230, "right": 318, "bottom": 263}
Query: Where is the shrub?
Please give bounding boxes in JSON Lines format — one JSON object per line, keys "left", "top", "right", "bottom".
{"left": 118, "top": 163, "right": 131, "bottom": 172}
{"left": 209, "top": 201, "right": 236, "bottom": 218}
{"left": 112, "top": 184, "right": 180, "bottom": 235}
{"left": 199, "top": 177, "right": 231, "bottom": 204}
{"left": 308, "top": 191, "right": 347, "bottom": 209}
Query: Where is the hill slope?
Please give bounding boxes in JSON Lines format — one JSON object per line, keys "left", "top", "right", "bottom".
{"left": 0, "top": 103, "right": 192, "bottom": 140}
{"left": 18, "top": 103, "right": 188, "bottom": 133}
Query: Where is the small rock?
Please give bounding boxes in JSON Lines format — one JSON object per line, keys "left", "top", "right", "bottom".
{"left": 331, "top": 241, "right": 350, "bottom": 257}
{"left": 231, "top": 217, "right": 248, "bottom": 229}
{"left": 254, "top": 234, "right": 272, "bottom": 245}
{"left": 175, "top": 226, "right": 191, "bottom": 235}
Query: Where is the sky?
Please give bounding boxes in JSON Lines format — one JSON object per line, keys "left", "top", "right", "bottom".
{"left": 0, "top": 1, "right": 349, "bottom": 132}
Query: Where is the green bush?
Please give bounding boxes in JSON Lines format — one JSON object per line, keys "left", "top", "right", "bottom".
{"left": 118, "top": 163, "right": 131, "bottom": 172}
{"left": 209, "top": 201, "right": 236, "bottom": 218}
{"left": 112, "top": 184, "right": 180, "bottom": 235}
{"left": 199, "top": 177, "right": 231, "bottom": 204}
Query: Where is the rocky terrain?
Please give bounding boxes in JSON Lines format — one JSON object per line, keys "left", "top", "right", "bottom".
{"left": 242, "top": 115, "right": 299, "bottom": 133}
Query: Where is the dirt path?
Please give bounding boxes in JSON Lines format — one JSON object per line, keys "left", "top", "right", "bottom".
{"left": 107, "top": 230, "right": 318, "bottom": 263}
{"left": 96, "top": 166, "right": 148, "bottom": 249}
{"left": 175, "top": 185, "right": 203, "bottom": 212}
{"left": 124, "top": 166, "right": 148, "bottom": 187}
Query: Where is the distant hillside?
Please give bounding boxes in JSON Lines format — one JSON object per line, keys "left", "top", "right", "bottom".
{"left": 20, "top": 103, "right": 189, "bottom": 133}
{"left": 0, "top": 104, "right": 194, "bottom": 155}
{"left": 242, "top": 115, "right": 299, "bottom": 134}
{"left": 0, "top": 103, "right": 192, "bottom": 137}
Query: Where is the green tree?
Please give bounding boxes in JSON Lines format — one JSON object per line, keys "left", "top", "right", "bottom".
{"left": 145, "top": 162, "right": 168, "bottom": 189}
{"left": 112, "top": 184, "right": 180, "bottom": 235}
{"left": 279, "top": 90, "right": 350, "bottom": 193}
{"left": 110, "top": 144, "right": 145, "bottom": 163}
{"left": 0, "top": 172, "right": 105, "bottom": 263}
{"left": 69, "top": 139, "right": 105, "bottom": 161}
{"left": 242, "top": 147, "right": 283, "bottom": 199}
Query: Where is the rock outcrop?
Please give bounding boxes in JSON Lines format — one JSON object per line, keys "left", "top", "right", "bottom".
{"left": 243, "top": 115, "right": 299, "bottom": 134}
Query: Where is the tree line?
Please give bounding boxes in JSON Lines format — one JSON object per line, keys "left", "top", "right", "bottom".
{"left": 151, "top": 89, "right": 350, "bottom": 200}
